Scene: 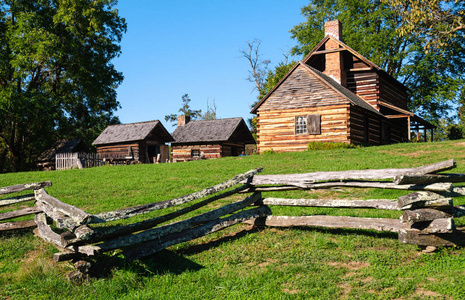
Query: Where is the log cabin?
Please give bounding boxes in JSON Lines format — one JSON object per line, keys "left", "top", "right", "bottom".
{"left": 93, "top": 120, "right": 173, "bottom": 163}
{"left": 37, "top": 139, "right": 89, "bottom": 170}
{"left": 251, "top": 20, "right": 435, "bottom": 153}
{"left": 171, "top": 116, "right": 255, "bottom": 162}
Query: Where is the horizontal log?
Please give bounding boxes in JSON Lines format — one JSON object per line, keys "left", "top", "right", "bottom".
{"left": 34, "top": 213, "right": 67, "bottom": 248}
{"left": 81, "top": 184, "right": 251, "bottom": 243}
{"left": 90, "top": 167, "right": 263, "bottom": 223}
{"left": 0, "top": 194, "right": 36, "bottom": 207}
{"left": 262, "top": 198, "right": 399, "bottom": 210}
{"left": 408, "top": 218, "right": 455, "bottom": 234}
{"left": 394, "top": 173, "right": 465, "bottom": 185}
{"left": 247, "top": 159, "right": 456, "bottom": 185}
{"left": 0, "top": 206, "right": 41, "bottom": 221}
{"left": 398, "top": 229, "right": 465, "bottom": 247}
{"left": 397, "top": 191, "right": 446, "bottom": 209}
{"left": 35, "top": 189, "right": 91, "bottom": 226}
{"left": 79, "top": 193, "right": 262, "bottom": 255}
{"left": 245, "top": 182, "right": 453, "bottom": 193}
{"left": 0, "top": 219, "right": 36, "bottom": 231}
{"left": 400, "top": 209, "right": 452, "bottom": 223}
{"left": 248, "top": 215, "right": 405, "bottom": 233}
{"left": 0, "top": 181, "right": 52, "bottom": 196}
{"left": 121, "top": 205, "right": 272, "bottom": 261}
{"left": 401, "top": 198, "right": 453, "bottom": 211}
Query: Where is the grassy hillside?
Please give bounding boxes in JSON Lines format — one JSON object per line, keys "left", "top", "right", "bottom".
{"left": 1, "top": 140, "right": 465, "bottom": 299}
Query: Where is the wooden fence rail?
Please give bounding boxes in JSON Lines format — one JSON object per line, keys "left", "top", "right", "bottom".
{"left": 0, "top": 181, "right": 51, "bottom": 231}
{"left": 2, "top": 159, "right": 465, "bottom": 280}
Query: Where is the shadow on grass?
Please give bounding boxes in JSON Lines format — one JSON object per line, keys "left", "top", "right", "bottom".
{"left": 289, "top": 225, "right": 399, "bottom": 240}
{"left": 89, "top": 249, "right": 204, "bottom": 279}
{"left": 80, "top": 225, "right": 398, "bottom": 279}
{"left": 87, "top": 227, "right": 263, "bottom": 279}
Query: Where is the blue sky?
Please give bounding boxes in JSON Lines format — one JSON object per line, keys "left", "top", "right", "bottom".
{"left": 113, "top": 0, "right": 308, "bottom": 131}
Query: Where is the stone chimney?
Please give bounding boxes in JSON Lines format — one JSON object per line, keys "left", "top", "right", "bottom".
{"left": 177, "top": 115, "right": 190, "bottom": 126}
{"left": 324, "top": 20, "right": 346, "bottom": 85}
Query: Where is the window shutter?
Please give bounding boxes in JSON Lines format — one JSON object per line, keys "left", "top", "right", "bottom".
{"left": 308, "top": 115, "right": 321, "bottom": 135}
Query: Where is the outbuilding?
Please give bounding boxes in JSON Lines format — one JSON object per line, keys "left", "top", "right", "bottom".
{"left": 171, "top": 116, "right": 255, "bottom": 162}
{"left": 93, "top": 120, "right": 173, "bottom": 163}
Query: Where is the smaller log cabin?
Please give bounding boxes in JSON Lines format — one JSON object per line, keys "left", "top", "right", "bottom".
{"left": 171, "top": 116, "right": 255, "bottom": 162}
{"left": 251, "top": 20, "right": 435, "bottom": 153}
{"left": 37, "top": 139, "right": 89, "bottom": 170}
{"left": 93, "top": 120, "right": 173, "bottom": 163}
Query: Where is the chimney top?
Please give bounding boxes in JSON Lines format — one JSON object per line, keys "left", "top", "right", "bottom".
{"left": 324, "top": 20, "right": 343, "bottom": 41}
{"left": 177, "top": 115, "right": 191, "bottom": 126}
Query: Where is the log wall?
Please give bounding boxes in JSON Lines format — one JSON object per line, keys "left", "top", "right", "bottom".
{"left": 257, "top": 105, "right": 350, "bottom": 153}
{"left": 349, "top": 106, "right": 382, "bottom": 145}
{"left": 96, "top": 142, "right": 140, "bottom": 161}
{"left": 378, "top": 74, "right": 408, "bottom": 110}
{"left": 171, "top": 144, "right": 222, "bottom": 162}
{"left": 346, "top": 71, "right": 379, "bottom": 109}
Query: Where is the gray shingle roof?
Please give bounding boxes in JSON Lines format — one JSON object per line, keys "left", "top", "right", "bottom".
{"left": 172, "top": 118, "right": 255, "bottom": 144}
{"left": 93, "top": 120, "right": 173, "bottom": 145}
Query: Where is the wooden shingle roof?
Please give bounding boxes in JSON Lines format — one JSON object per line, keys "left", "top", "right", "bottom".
{"left": 93, "top": 120, "right": 173, "bottom": 146}
{"left": 172, "top": 118, "right": 255, "bottom": 144}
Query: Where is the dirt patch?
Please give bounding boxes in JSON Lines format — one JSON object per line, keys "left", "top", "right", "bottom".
{"left": 283, "top": 282, "right": 299, "bottom": 294}
{"left": 328, "top": 261, "right": 370, "bottom": 270}
{"left": 413, "top": 288, "right": 449, "bottom": 299}
{"left": 337, "top": 283, "right": 352, "bottom": 299}
{"left": 257, "top": 258, "right": 278, "bottom": 267}
{"left": 283, "top": 288, "right": 299, "bottom": 294}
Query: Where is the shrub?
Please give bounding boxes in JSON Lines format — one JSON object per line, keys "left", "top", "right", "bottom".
{"left": 307, "top": 141, "right": 360, "bottom": 151}
{"left": 261, "top": 149, "right": 276, "bottom": 155}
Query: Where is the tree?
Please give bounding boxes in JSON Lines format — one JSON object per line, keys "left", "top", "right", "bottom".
{"left": 165, "top": 94, "right": 202, "bottom": 125}
{"left": 201, "top": 98, "right": 217, "bottom": 120}
{"left": 289, "top": 0, "right": 465, "bottom": 123}
{"left": 0, "top": 0, "right": 126, "bottom": 172}
{"left": 389, "top": 0, "right": 465, "bottom": 49}
{"left": 240, "top": 39, "right": 271, "bottom": 93}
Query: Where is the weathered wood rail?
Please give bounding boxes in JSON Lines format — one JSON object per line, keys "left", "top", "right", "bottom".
{"left": 2, "top": 159, "right": 465, "bottom": 280}
{"left": 0, "top": 181, "right": 51, "bottom": 231}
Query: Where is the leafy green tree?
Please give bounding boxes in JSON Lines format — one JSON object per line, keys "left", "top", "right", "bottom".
{"left": 165, "top": 94, "right": 202, "bottom": 125}
{"left": 389, "top": 0, "right": 465, "bottom": 49}
{"left": 289, "top": 0, "right": 465, "bottom": 123}
{"left": 0, "top": 0, "right": 126, "bottom": 172}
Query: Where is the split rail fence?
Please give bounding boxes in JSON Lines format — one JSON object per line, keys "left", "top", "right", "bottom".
{"left": 2, "top": 158, "right": 465, "bottom": 279}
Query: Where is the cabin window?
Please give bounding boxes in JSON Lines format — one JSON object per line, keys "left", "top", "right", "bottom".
{"left": 191, "top": 149, "right": 200, "bottom": 158}
{"left": 295, "top": 115, "right": 321, "bottom": 135}
{"left": 295, "top": 116, "right": 308, "bottom": 135}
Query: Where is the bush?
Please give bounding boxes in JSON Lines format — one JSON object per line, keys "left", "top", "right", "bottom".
{"left": 307, "top": 141, "right": 360, "bottom": 151}
{"left": 261, "top": 149, "right": 276, "bottom": 155}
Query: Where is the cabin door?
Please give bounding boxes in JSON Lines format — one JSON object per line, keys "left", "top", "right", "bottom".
{"left": 147, "top": 145, "right": 160, "bottom": 163}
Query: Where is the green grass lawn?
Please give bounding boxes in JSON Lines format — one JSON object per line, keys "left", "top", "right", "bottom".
{"left": 2, "top": 140, "right": 465, "bottom": 299}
